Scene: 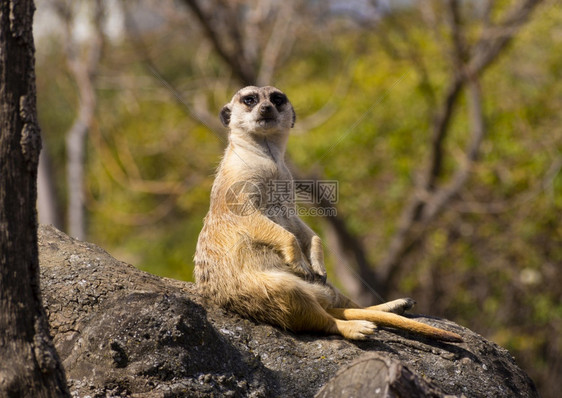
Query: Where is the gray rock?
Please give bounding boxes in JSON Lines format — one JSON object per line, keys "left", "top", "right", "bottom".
{"left": 39, "top": 225, "right": 538, "bottom": 398}
{"left": 316, "top": 353, "right": 458, "bottom": 398}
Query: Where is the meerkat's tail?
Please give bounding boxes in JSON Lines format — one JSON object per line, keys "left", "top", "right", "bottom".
{"left": 327, "top": 308, "right": 463, "bottom": 342}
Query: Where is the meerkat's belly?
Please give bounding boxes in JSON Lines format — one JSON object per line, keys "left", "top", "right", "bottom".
{"left": 195, "top": 230, "right": 287, "bottom": 284}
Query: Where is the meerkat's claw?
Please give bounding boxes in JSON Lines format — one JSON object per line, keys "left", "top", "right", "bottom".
{"left": 314, "top": 273, "right": 327, "bottom": 285}
{"left": 294, "top": 259, "right": 316, "bottom": 282}
{"left": 365, "top": 298, "right": 416, "bottom": 314}
{"left": 394, "top": 297, "right": 416, "bottom": 314}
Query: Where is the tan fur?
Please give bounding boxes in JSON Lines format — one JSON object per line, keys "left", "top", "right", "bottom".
{"left": 194, "top": 86, "right": 462, "bottom": 342}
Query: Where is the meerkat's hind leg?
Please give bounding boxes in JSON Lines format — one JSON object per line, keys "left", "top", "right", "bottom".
{"left": 365, "top": 298, "right": 416, "bottom": 315}
{"left": 238, "top": 271, "right": 375, "bottom": 340}
{"left": 326, "top": 308, "right": 463, "bottom": 342}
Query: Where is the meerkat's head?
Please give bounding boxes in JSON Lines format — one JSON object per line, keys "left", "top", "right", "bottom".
{"left": 220, "top": 86, "right": 296, "bottom": 135}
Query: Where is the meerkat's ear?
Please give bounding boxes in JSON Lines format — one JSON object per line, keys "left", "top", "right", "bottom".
{"left": 220, "top": 105, "right": 231, "bottom": 127}
{"left": 291, "top": 106, "right": 296, "bottom": 128}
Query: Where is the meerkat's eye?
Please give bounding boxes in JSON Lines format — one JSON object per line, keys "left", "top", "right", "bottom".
{"left": 270, "top": 93, "right": 287, "bottom": 107}
{"left": 242, "top": 95, "right": 258, "bottom": 107}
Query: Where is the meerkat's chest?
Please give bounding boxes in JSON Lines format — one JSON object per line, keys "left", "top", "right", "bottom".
{"left": 220, "top": 147, "right": 296, "bottom": 221}
{"left": 258, "top": 166, "right": 297, "bottom": 224}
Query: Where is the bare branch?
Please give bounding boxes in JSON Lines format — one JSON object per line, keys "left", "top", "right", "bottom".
{"left": 378, "top": 5, "right": 438, "bottom": 109}
{"left": 422, "top": 78, "right": 485, "bottom": 221}
{"left": 89, "top": 122, "right": 192, "bottom": 196}
{"left": 182, "top": 0, "right": 257, "bottom": 85}
{"left": 468, "top": 0, "right": 543, "bottom": 76}
{"left": 323, "top": 217, "right": 384, "bottom": 304}
{"left": 424, "top": 76, "right": 464, "bottom": 192}
{"left": 256, "top": 1, "right": 295, "bottom": 86}
{"left": 87, "top": 176, "right": 200, "bottom": 226}
{"left": 122, "top": 3, "right": 228, "bottom": 142}
{"left": 376, "top": 0, "right": 543, "bottom": 290}
{"left": 454, "top": 156, "right": 562, "bottom": 215}
{"left": 289, "top": 163, "right": 384, "bottom": 304}
{"left": 57, "top": 0, "right": 105, "bottom": 239}
{"left": 293, "top": 61, "right": 356, "bottom": 134}
{"left": 446, "top": 0, "right": 468, "bottom": 67}
{"left": 323, "top": 218, "right": 384, "bottom": 305}
{"left": 38, "top": 148, "right": 64, "bottom": 229}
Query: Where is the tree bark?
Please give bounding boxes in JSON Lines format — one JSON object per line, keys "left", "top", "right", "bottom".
{"left": 0, "top": 0, "right": 70, "bottom": 396}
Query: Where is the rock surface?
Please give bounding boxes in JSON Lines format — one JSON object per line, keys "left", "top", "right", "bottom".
{"left": 316, "top": 353, "right": 454, "bottom": 398}
{"left": 38, "top": 225, "right": 538, "bottom": 397}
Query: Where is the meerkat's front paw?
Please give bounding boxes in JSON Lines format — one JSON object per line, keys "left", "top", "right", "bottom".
{"left": 309, "top": 236, "right": 327, "bottom": 284}
{"left": 309, "top": 260, "right": 327, "bottom": 284}
{"left": 282, "top": 241, "right": 316, "bottom": 281}
{"left": 312, "top": 272, "right": 327, "bottom": 284}
{"left": 286, "top": 253, "right": 316, "bottom": 281}
{"left": 292, "top": 258, "right": 316, "bottom": 282}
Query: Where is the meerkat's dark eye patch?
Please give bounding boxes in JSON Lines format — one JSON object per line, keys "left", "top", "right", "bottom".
{"left": 270, "top": 92, "right": 287, "bottom": 107}
{"left": 241, "top": 95, "right": 258, "bottom": 107}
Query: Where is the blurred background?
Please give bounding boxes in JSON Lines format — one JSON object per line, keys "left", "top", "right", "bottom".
{"left": 34, "top": 0, "right": 561, "bottom": 396}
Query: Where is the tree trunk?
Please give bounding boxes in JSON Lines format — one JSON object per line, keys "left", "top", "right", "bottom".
{"left": 61, "top": 0, "right": 104, "bottom": 240}
{"left": 38, "top": 147, "right": 64, "bottom": 229}
{"left": 66, "top": 118, "right": 88, "bottom": 240}
{"left": 316, "top": 353, "right": 454, "bottom": 398}
{"left": 0, "top": 0, "right": 70, "bottom": 396}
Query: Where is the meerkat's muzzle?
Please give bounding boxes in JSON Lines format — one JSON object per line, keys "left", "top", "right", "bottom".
{"left": 257, "top": 102, "right": 279, "bottom": 128}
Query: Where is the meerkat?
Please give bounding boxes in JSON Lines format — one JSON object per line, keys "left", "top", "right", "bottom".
{"left": 194, "top": 86, "right": 462, "bottom": 342}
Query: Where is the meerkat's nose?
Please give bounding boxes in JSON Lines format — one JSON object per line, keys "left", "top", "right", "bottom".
{"left": 259, "top": 102, "right": 274, "bottom": 116}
